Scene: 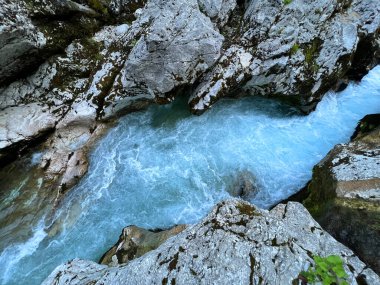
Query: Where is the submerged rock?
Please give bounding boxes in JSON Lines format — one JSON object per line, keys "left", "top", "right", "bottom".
{"left": 305, "top": 124, "right": 380, "bottom": 273}
{"left": 99, "top": 225, "right": 187, "bottom": 266}
{"left": 43, "top": 200, "right": 380, "bottom": 285}
{"left": 228, "top": 170, "right": 259, "bottom": 200}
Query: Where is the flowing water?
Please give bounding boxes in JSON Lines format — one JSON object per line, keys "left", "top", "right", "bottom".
{"left": 1, "top": 66, "right": 380, "bottom": 285}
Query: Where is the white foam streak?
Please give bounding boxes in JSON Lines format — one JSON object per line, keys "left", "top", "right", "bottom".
{"left": 0, "top": 220, "right": 47, "bottom": 284}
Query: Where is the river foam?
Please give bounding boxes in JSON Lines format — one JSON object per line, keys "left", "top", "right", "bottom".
{"left": 1, "top": 66, "right": 380, "bottom": 285}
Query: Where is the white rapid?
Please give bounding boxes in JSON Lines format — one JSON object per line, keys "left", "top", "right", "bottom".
{"left": 1, "top": 66, "right": 380, "bottom": 285}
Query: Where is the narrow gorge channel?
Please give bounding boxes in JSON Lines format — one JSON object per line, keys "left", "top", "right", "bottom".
{"left": 1, "top": 66, "right": 380, "bottom": 285}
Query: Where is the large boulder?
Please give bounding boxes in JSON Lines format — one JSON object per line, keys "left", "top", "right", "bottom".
{"left": 304, "top": 121, "right": 380, "bottom": 273}
{"left": 43, "top": 200, "right": 380, "bottom": 285}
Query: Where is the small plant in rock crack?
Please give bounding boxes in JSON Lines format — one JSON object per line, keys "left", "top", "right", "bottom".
{"left": 298, "top": 255, "right": 349, "bottom": 285}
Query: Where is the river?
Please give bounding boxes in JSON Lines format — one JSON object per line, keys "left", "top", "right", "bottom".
{"left": 1, "top": 66, "right": 380, "bottom": 285}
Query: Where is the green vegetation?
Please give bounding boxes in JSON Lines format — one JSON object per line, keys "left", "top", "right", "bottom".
{"left": 299, "top": 255, "right": 349, "bottom": 285}
{"left": 236, "top": 202, "right": 259, "bottom": 216}
{"left": 290, "top": 43, "right": 300, "bottom": 55}
{"left": 129, "top": 38, "right": 138, "bottom": 47}
{"left": 304, "top": 39, "right": 321, "bottom": 73}
{"left": 87, "top": 0, "right": 109, "bottom": 15}
{"left": 283, "top": 0, "right": 293, "bottom": 5}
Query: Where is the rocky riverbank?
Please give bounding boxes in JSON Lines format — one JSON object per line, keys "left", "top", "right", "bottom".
{"left": 304, "top": 115, "right": 380, "bottom": 273}
{"left": 1, "top": 0, "right": 380, "bottom": 284}
{"left": 40, "top": 113, "right": 380, "bottom": 284}
{"left": 1, "top": 0, "right": 379, "bottom": 200}
{"left": 42, "top": 199, "right": 380, "bottom": 285}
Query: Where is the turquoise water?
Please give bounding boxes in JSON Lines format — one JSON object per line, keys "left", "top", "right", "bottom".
{"left": 1, "top": 66, "right": 380, "bottom": 285}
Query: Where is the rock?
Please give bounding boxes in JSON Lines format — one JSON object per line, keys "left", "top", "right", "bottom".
{"left": 0, "top": 0, "right": 105, "bottom": 86}
{"left": 0, "top": 0, "right": 47, "bottom": 85}
{"left": 228, "top": 170, "right": 259, "bottom": 200}
{"left": 351, "top": 114, "right": 380, "bottom": 140}
{"left": 0, "top": 104, "right": 57, "bottom": 164}
{"left": 304, "top": 125, "right": 380, "bottom": 273}
{"left": 197, "top": 0, "right": 237, "bottom": 28}
{"left": 99, "top": 225, "right": 187, "bottom": 266}
{"left": 43, "top": 200, "right": 380, "bottom": 285}
{"left": 189, "top": 0, "right": 380, "bottom": 114}
{"left": 1, "top": 0, "right": 380, "bottom": 185}
{"left": 106, "top": 0, "right": 224, "bottom": 109}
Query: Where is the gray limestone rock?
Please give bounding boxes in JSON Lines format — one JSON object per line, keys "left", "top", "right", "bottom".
{"left": 0, "top": 0, "right": 104, "bottom": 86}
{"left": 106, "top": 0, "right": 223, "bottom": 108}
{"left": 197, "top": 0, "right": 237, "bottom": 28}
{"left": 43, "top": 200, "right": 380, "bottom": 285}
{"left": 189, "top": 0, "right": 380, "bottom": 114}
{"left": 305, "top": 124, "right": 380, "bottom": 273}
{"left": 0, "top": 0, "right": 47, "bottom": 85}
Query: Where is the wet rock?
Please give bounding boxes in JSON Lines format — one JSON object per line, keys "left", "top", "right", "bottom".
{"left": 304, "top": 125, "right": 380, "bottom": 273}
{"left": 228, "top": 170, "right": 259, "bottom": 200}
{"left": 99, "top": 225, "right": 187, "bottom": 266}
{"left": 43, "top": 200, "right": 380, "bottom": 285}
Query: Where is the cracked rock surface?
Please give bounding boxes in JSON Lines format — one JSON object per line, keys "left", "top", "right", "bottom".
{"left": 305, "top": 119, "right": 380, "bottom": 274}
{"left": 43, "top": 200, "right": 380, "bottom": 285}
{"left": 189, "top": 0, "right": 380, "bottom": 114}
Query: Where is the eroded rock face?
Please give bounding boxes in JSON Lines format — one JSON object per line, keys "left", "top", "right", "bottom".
{"left": 43, "top": 200, "right": 380, "bottom": 285}
{"left": 189, "top": 0, "right": 380, "bottom": 114}
{"left": 305, "top": 124, "right": 380, "bottom": 273}
{"left": 0, "top": 0, "right": 47, "bottom": 85}
{"left": 0, "top": 0, "right": 106, "bottom": 86}
{"left": 99, "top": 225, "right": 187, "bottom": 266}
